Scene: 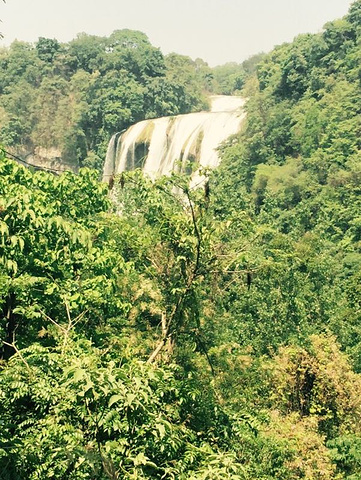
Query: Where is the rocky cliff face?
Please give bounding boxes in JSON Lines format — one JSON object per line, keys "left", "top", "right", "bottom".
{"left": 11, "top": 146, "right": 77, "bottom": 173}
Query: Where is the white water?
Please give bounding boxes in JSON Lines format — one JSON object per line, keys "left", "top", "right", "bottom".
{"left": 103, "top": 95, "right": 246, "bottom": 184}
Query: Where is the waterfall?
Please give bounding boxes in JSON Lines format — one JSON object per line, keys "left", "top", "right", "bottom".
{"left": 103, "top": 96, "right": 246, "bottom": 185}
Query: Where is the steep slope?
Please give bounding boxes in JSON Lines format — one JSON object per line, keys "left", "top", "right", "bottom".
{"left": 211, "top": 0, "right": 361, "bottom": 364}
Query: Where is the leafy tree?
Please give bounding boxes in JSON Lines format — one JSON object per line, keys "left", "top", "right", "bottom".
{"left": 36, "top": 37, "right": 61, "bottom": 63}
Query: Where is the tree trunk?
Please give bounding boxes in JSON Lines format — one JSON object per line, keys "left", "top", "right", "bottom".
{"left": 1, "top": 292, "right": 18, "bottom": 360}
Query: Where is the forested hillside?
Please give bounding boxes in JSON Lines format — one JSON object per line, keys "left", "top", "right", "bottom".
{"left": 213, "top": 0, "right": 361, "bottom": 363}
{"left": 0, "top": 1, "right": 361, "bottom": 479}
{"left": 0, "top": 30, "right": 213, "bottom": 169}
{"left": 0, "top": 29, "right": 261, "bottom": 172}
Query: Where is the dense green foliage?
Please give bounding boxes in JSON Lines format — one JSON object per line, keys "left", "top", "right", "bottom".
{"left": 3, "top": 153, "right": 360, "bottom": 479}
{"left": 208, "top": 1, "right": 361, "bottom": 471}
{"left": 0, "top": 30, "right": 213, "bottom": 169}
{"left": 1, "top": 1, "right": 361, "bottom": 478}
{"left": 211, "top": 54, "right": 266, "bottom": 95}
{"left": 213, "top": 0, "right": 361, "bottom": 361}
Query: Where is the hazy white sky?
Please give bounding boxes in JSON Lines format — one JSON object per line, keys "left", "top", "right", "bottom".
{"left": 0, "top": 0, "right": 354, "bottom": 66}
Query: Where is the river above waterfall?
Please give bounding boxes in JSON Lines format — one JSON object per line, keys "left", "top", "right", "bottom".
{"left": 103, "top": 95, "right": 246, "bottom": 184}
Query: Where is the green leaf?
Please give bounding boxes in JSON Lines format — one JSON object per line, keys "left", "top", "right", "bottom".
{"left": 72, "top": 368, "right": 86, "bottom": 382}
{"left": 108, "top": 394, "right": 123, "bottom": 408}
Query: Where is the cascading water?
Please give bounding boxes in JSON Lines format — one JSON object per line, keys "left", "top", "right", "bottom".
{"left": 103, "top": 95, "right": 246, "bottom": 185}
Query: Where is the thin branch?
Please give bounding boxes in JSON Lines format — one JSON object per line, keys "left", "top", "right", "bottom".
{"left": 39, "top": 309, "right": 67, "bottom": 333}
{"left": 2, "top": 341, "right": 32, "bottom": 373}
{"left": 65, "top": 301, "right": 72, "bottom": 325}
{"left": 193, "top": 332, "right": 215, "bottom": 376}
{"left": 184, "top": 188, "right": 202, "bottom": 278}
{"left": 148, "top": 185, "right": 205, "bottom": 363}
{"left": 147, "top": 336, "right": 169, "bottom": 364}
{"left": 71, "top": 309, "right": 88, "bottom": 327}
{"left": 161, "top": 311, "right": 167, "bottom": 337}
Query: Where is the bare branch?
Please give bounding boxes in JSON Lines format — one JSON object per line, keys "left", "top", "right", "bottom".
{"left": 2, "top": 341, "right": 32, "bottom": 374}
{"left": 39, "top": 309, "right": 67, "bottom": 333}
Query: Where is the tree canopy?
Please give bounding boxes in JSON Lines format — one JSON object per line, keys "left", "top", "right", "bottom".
{"left": 0, "top": 30, "right": 212, "bottom": 170}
